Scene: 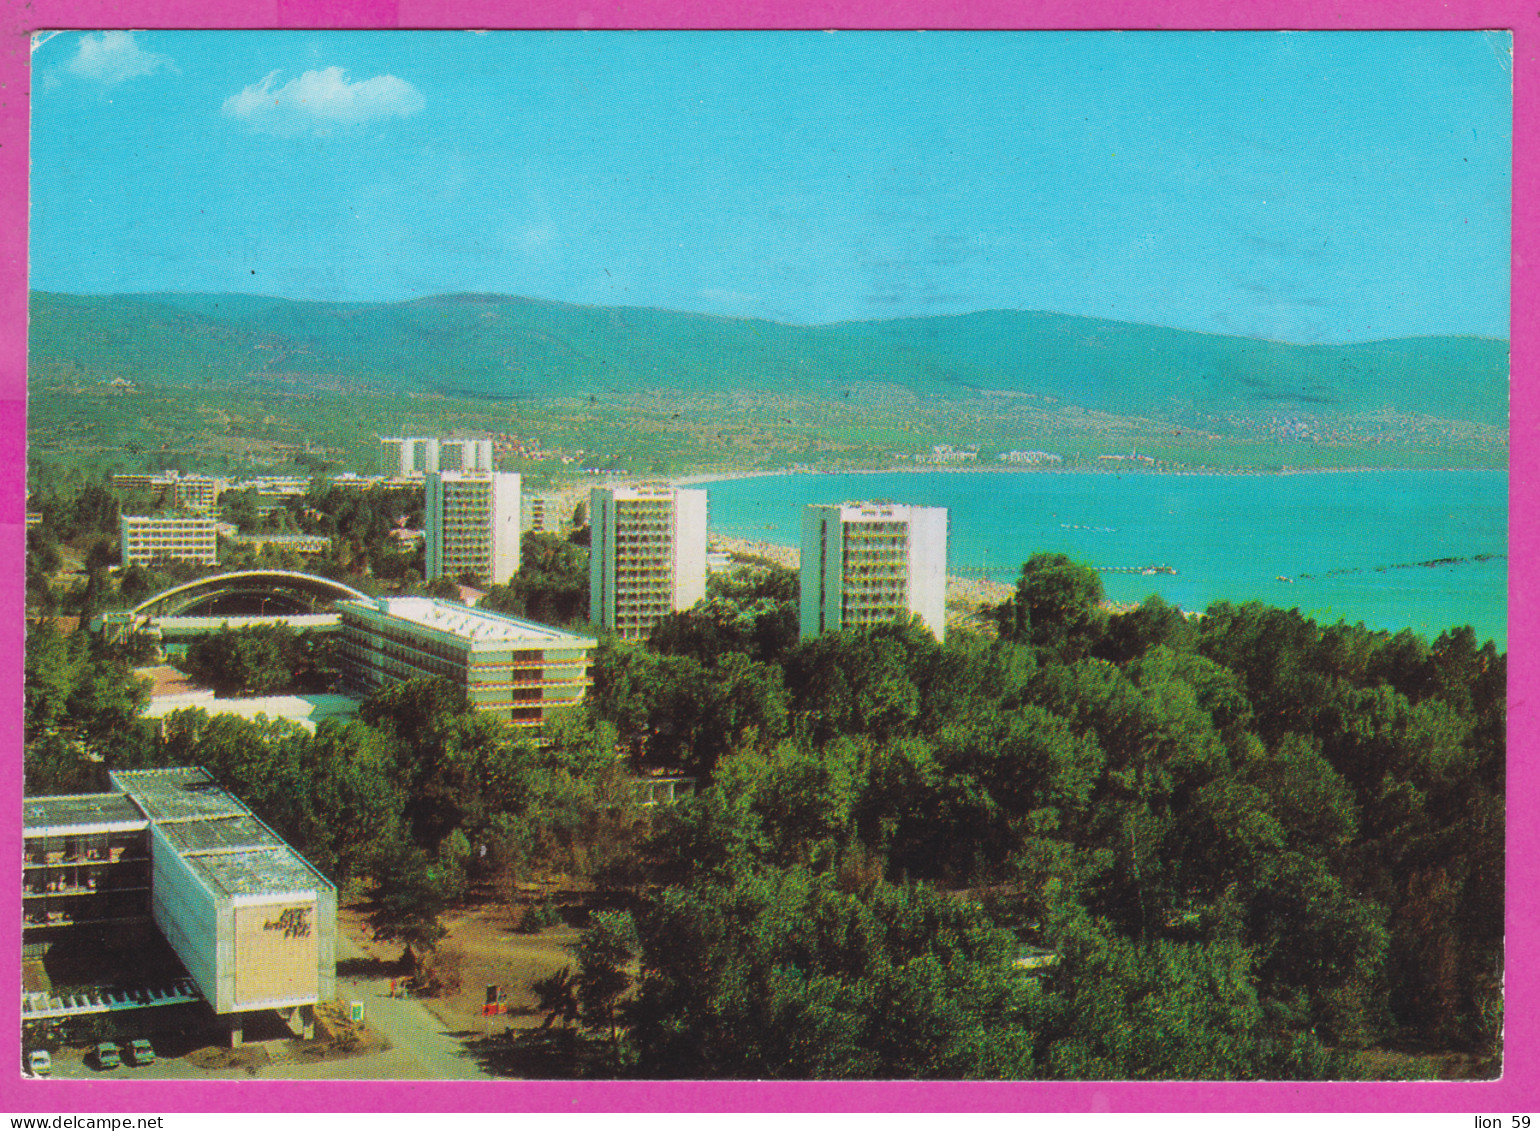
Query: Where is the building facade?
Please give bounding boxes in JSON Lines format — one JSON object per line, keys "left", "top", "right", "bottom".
{"left": 112, "top": 472, "right": 224, "bottom": 514}
{"left": 24, "top": 768, "right": 336, "bottom": 1042}
{"left": 425, "top": 471, "right": 521, "bottom": 585}
{"left": 589, "top": 485, "right": 709, "bottom": 641}
{"left": 171, "top": 475, "right": 223, "bottom": 514}
{"left": 521, "top": 494, "right": 548, "bottom": 534}
{"left": 336, "top": 596, "right": 596, "bottom": 729}
{"left": 120, "top": 515, "right": 219, "bottom": 567}
{"left": 380, "top": 435, "right": 494, "bottom": 479}
{"left": 23, "top": 793, "right": 152, "bottom": 944}
{"left": 799, "top": 502, "right": 948, "bottom": 641}
{"left": 228, "top": 533, "right": 333, "bottom": 555}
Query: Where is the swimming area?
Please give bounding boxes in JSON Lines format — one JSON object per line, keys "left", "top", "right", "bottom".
{"left": 700, "top": 469, "right": 1508, "bottom": 649}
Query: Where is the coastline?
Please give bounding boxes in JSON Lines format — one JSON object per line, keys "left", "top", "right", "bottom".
{"left": 708, "top": 533, "right": 1019, "bottom": 624}
{"left": 673, "top": 463, "right": 1500, "bottom": 487}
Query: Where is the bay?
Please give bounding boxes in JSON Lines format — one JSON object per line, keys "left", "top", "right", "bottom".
{"left": 700, "top": 469, "right": 1508, "bottom": 649}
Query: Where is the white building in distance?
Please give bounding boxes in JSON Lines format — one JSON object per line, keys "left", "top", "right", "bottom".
{"left": 799, "top": 502, "right": 948, "bottom": 642}
{"left": 589, "top": 485, "right": 709, "bottom": 641}
{"left": 425, "top": 470, "right": 521, "bottom": 585}
{"left": 380, "top": 435, "right": 494, "bottom": 479}
{"left": 120, "top": 515, "right": 219, "bottom": 567}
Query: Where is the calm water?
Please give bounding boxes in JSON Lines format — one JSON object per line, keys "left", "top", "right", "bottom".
{"left": 702, "top": 470, "right": 1508, "bottom": 649}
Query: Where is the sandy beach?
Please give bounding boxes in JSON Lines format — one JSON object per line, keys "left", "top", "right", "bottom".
{"left": 708, "top": 533, "right": 1017, "bottom": 627}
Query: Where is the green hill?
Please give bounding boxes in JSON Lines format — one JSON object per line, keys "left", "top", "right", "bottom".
{"left": 26, "top": 290, "right": 1508, "bottom": 475}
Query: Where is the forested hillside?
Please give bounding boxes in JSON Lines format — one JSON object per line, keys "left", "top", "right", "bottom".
{"left": 28, "top": 291, "right": 1508, "bottom": 474}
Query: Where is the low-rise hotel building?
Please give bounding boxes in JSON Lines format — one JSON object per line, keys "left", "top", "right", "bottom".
{"left": 24, "top": 768, "right": 336, "bottom": 1044}
{"left": 112, "top": 472, "right": 224, "bottom": 514}
{"left": 120, "top": 515, "right": 219, "bottom": 567}
{"left": 336, "top": 596, "right": 595, "bottom": 729}
{"left": 227, "top": 532, "right": 333, "bottom": 555}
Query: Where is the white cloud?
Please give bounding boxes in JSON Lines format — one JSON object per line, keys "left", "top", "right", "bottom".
{"left": 222, "top": 67, "right": 425, "bottom": 135}
{"left": 67, "top": 31, "right": 175, "bottom": 84}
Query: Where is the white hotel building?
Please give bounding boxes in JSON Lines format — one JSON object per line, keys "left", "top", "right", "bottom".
{"left": 336, "top": 596, "right": 595, "bottom": 729}
{"left": 799, "top": 502, "right": 948, "bottom": 642}
{"left": 589, "top": 485, "right": 708, "bottom": 641}
{"left": 120, "top": 515, "right": 220, "bottom": 567}
{"left": 380, "top": 435, "right": 495, "bottom": 479}
{"left": 425, "top": 470, "right": 521, "bottom": 586}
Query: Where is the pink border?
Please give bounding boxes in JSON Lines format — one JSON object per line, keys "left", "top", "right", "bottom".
{"left": 1, "top": 1, "right": 1532, "bottom": 1113}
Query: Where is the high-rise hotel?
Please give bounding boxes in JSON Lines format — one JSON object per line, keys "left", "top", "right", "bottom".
{"left": 799, "top": 502, "right": 948, "bottom": 641}
{"left": 425, "top": 471, "right": 521, "bottom": 586}
{"left": 589, "top": 485, "right": 708, "bottom": 640}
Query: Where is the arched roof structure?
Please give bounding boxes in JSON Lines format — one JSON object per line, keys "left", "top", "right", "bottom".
{"left": 130, "top": 571, "right": 371, "bottom": 619}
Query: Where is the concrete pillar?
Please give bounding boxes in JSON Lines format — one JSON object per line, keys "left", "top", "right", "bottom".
{"left": 281, "top": 1004, "right": 316, "bottom": 1041}
{"left": 229, "top": 1014, "right": 243, "bottom": 1048}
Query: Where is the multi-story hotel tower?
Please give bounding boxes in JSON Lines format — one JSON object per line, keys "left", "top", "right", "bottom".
{"left": 425, "top": 470, "right": 521, "bottom": 586}
{"left": 589, "top": 485, "right": 709, "bottom": 640}
{"left": 799, "top": 502, "right": 948, "bottom": 642}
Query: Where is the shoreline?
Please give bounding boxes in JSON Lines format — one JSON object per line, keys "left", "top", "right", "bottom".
{"left": 708, "top": 533, "right": 1019, "bottom": 620}
{"left": 673, "top": 463, "right": 1502, "bottom": 487}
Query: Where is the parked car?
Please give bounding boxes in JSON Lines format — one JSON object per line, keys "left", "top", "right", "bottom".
{"left": 93, "top": 1042, "right": 121, "bottom": 1070}
{"left": 25, "top": 1050, "right": 51, "bottom": 1077}
{"left": 125, "top": 1039, "right": 155, "bottom": 1067}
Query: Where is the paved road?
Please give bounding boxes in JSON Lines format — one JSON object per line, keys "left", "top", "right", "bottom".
{"left": 32, "top": 933, "right": 499, "bottom": 1082}
{"left": 304, "top": 932, "right": 497, "bottom": 1081}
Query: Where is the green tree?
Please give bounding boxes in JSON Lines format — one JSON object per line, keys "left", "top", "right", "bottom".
{"left": 574, "top": 910, "right": 638, "bottom": 1048}
{"left": 367, "top": 836, "right": 452, "bottom": 954}
{"left": 995, "top": 553, "right": 1107, "bottom": 661}
{"left": 625, "top": 866, "right": 1035, "bottom": 1079}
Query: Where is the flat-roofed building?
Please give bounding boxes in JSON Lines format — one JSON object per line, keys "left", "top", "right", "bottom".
{"left": 113, "top": 471, "right": 178, "bottom": 494}
{"left": 589, "top": 485, "right": 708, "bottom": 641}
{"left": 337, "top": 596, "right": 595, "bottom": 729}
{"left": 380, "top": 435, "right": 494, "bottom": 478}
{"left": 172, "top": 475, "right": 223, "bottom": 514}
{"left": 112, "top": 472, "right": 224, "bottom": 514}
{"left": 23, "top": 768, "right": 335, "bottom": 1043}
{"left": 228, "top": 532, "right": 333, "bottom": 555}
{"left": 120, "top": 515, "right": 219, "bottom": 567}
{"left": 108, "top": 768, "right": 335, "bottom": 1040}
{"left": 799, "top": 502, "right": 948, "bottom": 642}
{"left": 426, "top": 471, "right": 521, "bottom": 585}
{"left": 23, "top": 794, "right": 152, "bottom": 944}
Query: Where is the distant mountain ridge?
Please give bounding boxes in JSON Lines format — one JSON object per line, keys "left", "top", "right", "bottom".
{"left": 28, "top": 290, "right": 1508, "bottom": 430}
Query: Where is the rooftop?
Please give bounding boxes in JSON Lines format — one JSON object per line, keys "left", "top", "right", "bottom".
{"left": 808, "top": 501, "right": 947, "bottom": 520}
{"left": 188, "top": 846, "right": 324, "bottom": 898}
{"left": 142, "top": 693, "right": 360, "bottom": 735}
{"left": 109, "top": 768, "right": 248, "bottom": 823}
{"left": 110, "top": 767, "right": 334, "bottom": 896}
{"left": 156, "top": 814, "right": 284, "bottom": 855}
{"left": 23, "top": 793, "right": 148, "bottom": 836}
{"left": 343, "top": 597, "right": 596, "bottom": 647}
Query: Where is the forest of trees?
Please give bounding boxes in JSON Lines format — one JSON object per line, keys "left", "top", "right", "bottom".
{"left": 21, "top": 529, "right": 1504, "bottom": 1080}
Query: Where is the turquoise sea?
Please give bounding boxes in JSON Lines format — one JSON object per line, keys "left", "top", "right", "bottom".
{"left": 701, "top": 470, "right": 1508, "bottom": 650}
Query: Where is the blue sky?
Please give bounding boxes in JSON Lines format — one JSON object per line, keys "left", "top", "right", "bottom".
{"left": 29, "top": 30, "right": 1511, "bottom": 342}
